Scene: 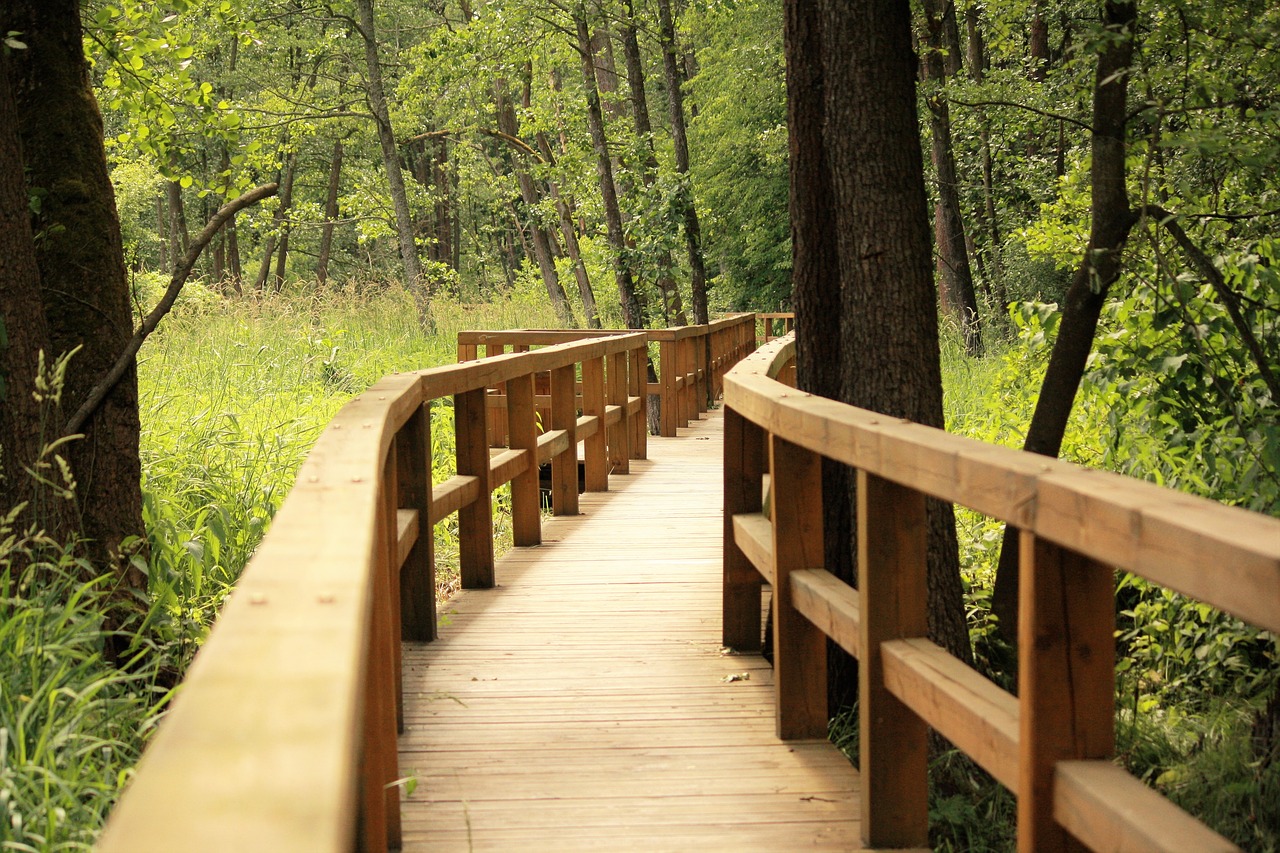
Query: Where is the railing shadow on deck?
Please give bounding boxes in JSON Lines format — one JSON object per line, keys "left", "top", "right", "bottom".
{"left": 723, "top": 333, "right": 1279, "bottom": 853}
{"left": 96, "top": 314, "right": 757, "bottom": 852}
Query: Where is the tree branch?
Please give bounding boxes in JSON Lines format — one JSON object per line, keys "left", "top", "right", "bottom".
{"left": 948, "top": 97, "right": 1094, "bottom": 133}
{"left": 64, "top": 183, "right": 278, "bottom": 436}
{"left": 1141, "top": 203, "right": 1280, "bottom": 405}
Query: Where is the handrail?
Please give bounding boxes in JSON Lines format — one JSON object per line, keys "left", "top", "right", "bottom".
{"left": 722, "top": 333, "right": 1277, "bottom": 852}
{"left": 457, "top": 313, "right": 758, "bottom": 437}
{"left": 755, "top": 311, "right": 794, "bottom": 343}
{"left": 98, "top": 332, "right": 655, "bottom": 852}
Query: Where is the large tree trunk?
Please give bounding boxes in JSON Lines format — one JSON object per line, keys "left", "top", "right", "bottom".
{"left": 991, "top": 0, "right": 1138, "bottom": 641}
{"left": 316, "top": 140, "right": 343, "bottom": 287}
{"left": 923, "top": 0, "right": 983, "bottom": 355}
{"left": 620, "top": 2, "right": 687, "bottom": 327}
{"left": 820, "top": 0, "right": 972, "bottom": 666}
{"left": 0, "top": 49, "right": 64, "bottom": 534}
{"left": 656, "top": 0, "right": 709, "bottom": 324}
{"left": 354, "top": 0, "right": 432, "bottom": 330}
{"left": 4, "top": 0, "right": 145, "bottom": 581}
{"left": 575, "top": 6, "right": 646, "bottom": 329}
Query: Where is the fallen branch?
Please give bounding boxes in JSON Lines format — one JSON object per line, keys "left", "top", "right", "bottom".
{"left": 64, "top": 182, "right": 278, "bottom": 436}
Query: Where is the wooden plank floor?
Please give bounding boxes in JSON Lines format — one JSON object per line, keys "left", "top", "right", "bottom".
{"left": 399, "top": 408, "right": 864, "bottom": 851}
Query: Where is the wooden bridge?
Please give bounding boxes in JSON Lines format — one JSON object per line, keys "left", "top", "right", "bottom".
{"left": 99, "top": 314, "right": 1278, "bottom": 852}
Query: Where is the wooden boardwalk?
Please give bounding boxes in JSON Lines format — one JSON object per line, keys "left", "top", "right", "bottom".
{"left": 398, "top": 408, "right": 864, "bottom": 851}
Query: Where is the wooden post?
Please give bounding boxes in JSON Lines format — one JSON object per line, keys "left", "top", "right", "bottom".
{"left": 486, "top": 343, "right": 507, "bottom": 448}
{"left": 628, "top": 343, "right": 647, "bottom": 459}
{"left": 660, "top": 339, "right": 678, "bottom": 437}
{"left": 678, "top": 338, "right": 694, "bottom": 428}
{"left": 455, "top": 388, "right": 494, "bottom": 588}
{"left": 1018, "top": 533, "right": 1115, "bottom": 853}
{"left": 457, "top": 342, "right": 477, "bottom": 362}
{"left": 858, "top": 470, "right": 929, "bottom": 848}
{"left": 550, "top": 364, "right": 579, "bottom": 515}
{"left": 582, "top": 356, "right": 609, "bottom": 491}
{"left": 723, "top": 407, "right": 765, "bottom": 650}
{"left": 695, "top": 330, "right": 709, "bottom": 414}
{"left": 397, "top": 403, "right": 436, "bottom": 641}
{"left": 507, "top": 371, "right": 541, "bottom": 546}
{"left": 607, "top": 350, "right": 630, "bottom": 475}
{"left": 769, "top": 436, "right": 827, "bottom": 738}
{"left": 381, "top": 450, "right": 404, "bottom": 731}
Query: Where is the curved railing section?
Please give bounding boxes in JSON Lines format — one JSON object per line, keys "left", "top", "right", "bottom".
{"left": 98, "top": 332, "right": 660, "bottom": 851}
{"left": 722, "top": 333, "right": 1278, "bottom": 852}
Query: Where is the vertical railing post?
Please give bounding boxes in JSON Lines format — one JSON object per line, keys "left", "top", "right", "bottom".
{"left": 549, "top": 364, "right": 579, "bottom": 515}
{"left": 455, "top": 387, "right": 494, "bottom": 588}
{"left": 659, "top": 338, "right": 678, "bottom": 437}
{"left": 678, "top": 337, "right": 694, "bottom": 428}
{"left": 486, "top": 343, "right": 508, "bottom": 448}
{"left": 507, "top": 371, "right": 541, "bottom": 546}
{"left": 1018, "top": 533, "right": 1115, "bottom": 853}
{"left": 769, "top": 436, "right": 827, "bottom": 739}
{"left": 582, "top": 355, "right": 609, "bottom": 490}
{"left": 696, "top": 329, "right": 710, "bottom": 414}
{"left": 397, "top": 403, "right": 436, "bottom": 641}
{"left": 722, "top": 407, "right": 766, "bottom": 650}
{"left": 607, "top": 349, "right": 630, "bottom": 475}
{"left": 628, "top": 342, "right": 647, "bottom": 459}
{"left": 858, "top": 470, "right": 929, "bottom": 848}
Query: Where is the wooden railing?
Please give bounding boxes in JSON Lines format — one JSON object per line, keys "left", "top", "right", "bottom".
{"left": 97, "top": 332, "right": 658, "bottom": 852}
{"left": 722, "top": 333, "right": 1278, "bottom": 852}
{"left": 457, "top": 313, "right": 757, "bottom": 437}
{"left": 756, "top": 311, "right": 794, "bottom": 343}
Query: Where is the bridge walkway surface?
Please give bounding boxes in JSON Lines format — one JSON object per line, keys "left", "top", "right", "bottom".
{"left": 397, "top": 408, "right": 866, "bottom": 851}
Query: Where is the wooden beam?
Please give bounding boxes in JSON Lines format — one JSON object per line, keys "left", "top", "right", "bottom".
{"left": 790, "top": 569, "right": 860, "bottom": 660}
{"left": 731, "top": 512, "right": 774, "bottom": 584}
{"left": 723, "top": 408, "right": 766, "bottom": 651}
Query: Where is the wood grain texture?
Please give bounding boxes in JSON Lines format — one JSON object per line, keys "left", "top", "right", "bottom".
{"left": 399, "top": 410, "right": 865, "bottom": 850}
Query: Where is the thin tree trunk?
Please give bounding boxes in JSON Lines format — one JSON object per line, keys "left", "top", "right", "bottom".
{"left": 575, "top": 6, "right": 645, "bottom": 328}
{"left": 166, "top": 179, "right": 189, "bottom": 268}
{"left": 656, "top": 0, "right": 708, "bottom": 324}
{"left": 620, "top": 1, "right": 686, "bottom": 326}
{"left": 317, "top": 139, "right": 343, "bottom": 287}
{"left": 923, "top": 0, "right": 982, "bottom": 355}
{"left": 155, "top": 194, "right": 169, "bottom": 272}
{"left": 226, "top": 211, "right": 242, "bottom": 294}
{"left": 991, "top": 0, "right": 1138, "bottom": 641}
{"left": 495, "top": 80, "right": 576, "bottom": 326}
{"left": 354, "top": 0, "right": 432, "bottom": 330}
{"left": 271, "top": 148, "right": 298, "bottom": 290}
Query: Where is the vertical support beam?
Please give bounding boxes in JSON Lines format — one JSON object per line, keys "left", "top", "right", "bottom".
{"left": 550, "top": 364, "right": 579, "bottom": 515}
{"left": 397, "top": 403, "right": 436, "bottom": 641}
{"left": 455, "top": 388, "right": 494, "bottom": 588}
{"left": 486, "top": 343, "right": 507, "bottom": 448}
{"left": 722, "top": 407, "right": 766, "bottom": 650}
{"left": 695, "top": 330, "right": 709, "bottom": 414}
{"left": 507, "top": 371, "right": 541, "bottom": 546}
{"left": 858, "top": 470, "right": 929, "bottom": 849}
{"left": 1018, "top": 533, "right": 1115, "bottom": 853}
{"left": 660, "top": 339, "right": 678, "bottom": 437}
{"left": 607, "top": 349, "right": 630, "bottom": 474}
{"left": 582, "top": 355, "right": 609, "bottom": 491}
{"left": 381, "top": 449, "right": 404, "bottom": 731}
{"left": 678, "top": 337, "right": 694, "bottom": 427}
{"left": 457, "top": 342, "right": 477, "bottom": 362}
{"left": 769, "top": 436, "right": 827, "bottom": 739}
{"left": 628, "top": 344, "right": 647, "bottom": 459}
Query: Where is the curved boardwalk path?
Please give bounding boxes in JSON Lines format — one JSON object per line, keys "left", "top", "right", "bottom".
{"left": 398, "top": 408, "right": 864, "bottom": 851}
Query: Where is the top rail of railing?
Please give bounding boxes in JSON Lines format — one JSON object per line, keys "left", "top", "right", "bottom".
{"left": 722, "top": 333, "right": 1277, "bottom": 852}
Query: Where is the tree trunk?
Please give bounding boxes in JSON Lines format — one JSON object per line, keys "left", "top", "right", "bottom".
{"left": 0, "top": 49, "right": 64, "bottom": 534}
{"left": 1029, "top": 3, "right": 1050, "bottom": 82}
{"left": 166, "top": 179, "right": 189, "bottom": 268}
{"left": 620, "top": 1, "right": 687, "bottom": 327}
{"left": 575, "top": 6, "right": 646, "bottom": 329}
{"left": 317, "top": 139, "right": 343, "bottom": 287}
{"left": 820, "top": 0, "right": 972, "bottom": 666}
{"left": 354, "top": 0, "right": 432, "bottom": 330}
{"left": 226, "top": 211, "right": 242, "bottom": 294}
{"left": 155, "top": 194, "right": 170, "bottom": 273}
{"left": 991, "top": 0, "right": 1138, "bottom": 641}
{"left": 495, "top": 81, "right": 577, "bottom": 326}
{"left": 4, "top": 0, "right": 145, "bottom": 581}
{"left": 923, "top": 0, "right": 983, "bottom": 355}
{"left": 655, "top": 0, "right": 709, "bottom": 324}
{"left": 270, "top": 149, "right": 298, "bottom": 291}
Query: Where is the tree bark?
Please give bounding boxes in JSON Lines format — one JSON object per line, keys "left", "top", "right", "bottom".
{"left": 271, "top": 149, "right": 298, "bottom": 289}
{"left": 575, "top": 6, "right": 646, "bottom": 328}
{"left": 4, "top": 0, "right": 145, "bottom": 579}
{"left": 166, "top": 179, "right": 189, "bottom": 268}
{"left": 820, "top": 0, "right": 972, "bottom": 666}
{"left": 992, "top": 0, "right": 1138, "bottom": 641}
{"left": 317, "top": 140, "right": 343, "bottom": 287}
{"left": 354, "top": 0, "right": 432, "bottom": 330}
{"left": 655, "top": 0, "right": 708, "bottom": 324}
{"left": 923, "top": 0, "right": 983, "bottom": 355}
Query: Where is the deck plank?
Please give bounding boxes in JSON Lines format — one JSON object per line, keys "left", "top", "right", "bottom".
{"left": 399, "top": 409, "right": 865, "bottom": 850}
